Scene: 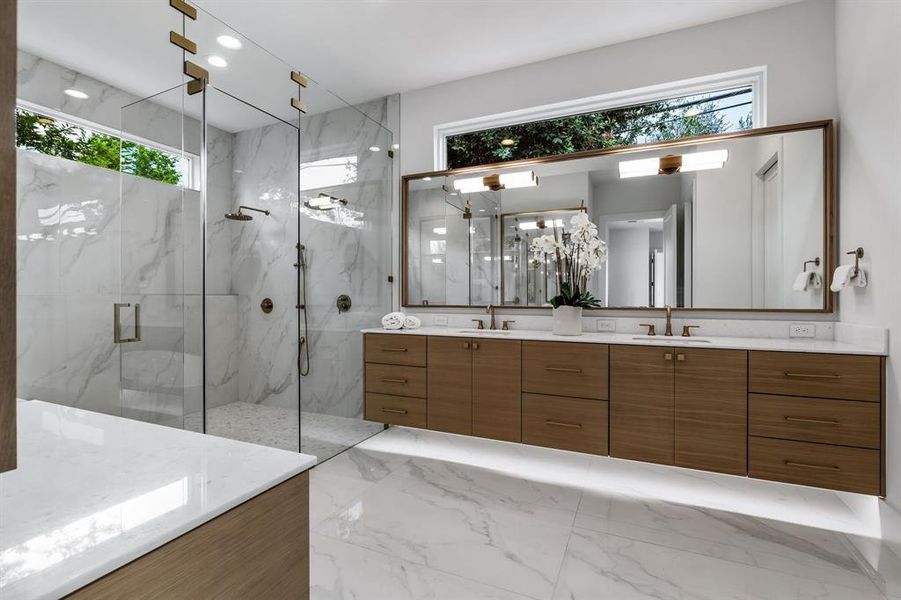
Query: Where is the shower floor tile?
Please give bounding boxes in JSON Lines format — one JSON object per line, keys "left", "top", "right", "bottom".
{"left": 183, "top": 401, "right": 383, "bottom": 462}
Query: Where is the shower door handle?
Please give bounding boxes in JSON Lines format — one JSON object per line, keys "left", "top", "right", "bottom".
{"left": 113, "top": 303, "right": 142, "bottom": 344}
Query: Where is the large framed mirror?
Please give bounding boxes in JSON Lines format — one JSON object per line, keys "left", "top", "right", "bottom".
{"left": 402, "top": 121, "right": 834, "bottom": 312}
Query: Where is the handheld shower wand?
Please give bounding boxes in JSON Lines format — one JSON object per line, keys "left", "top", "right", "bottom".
{"left": 297, "top": 243, "right": 311, "bottom": 376}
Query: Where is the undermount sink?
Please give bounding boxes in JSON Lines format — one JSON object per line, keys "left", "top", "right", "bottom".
{"left": 631, "top": 336, "right": 712, "bottom": 343}
{"left": 456, "top": 329, "right": 511, "bottom": 335}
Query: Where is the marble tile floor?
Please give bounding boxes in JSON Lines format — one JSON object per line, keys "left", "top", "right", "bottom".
{"left": 183, "top": 401, "right": 383, "bottom": 461}
{"left": 309, "top": 425, "right": 897, "bottom": 600}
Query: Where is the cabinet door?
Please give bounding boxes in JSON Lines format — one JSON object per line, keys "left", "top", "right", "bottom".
{"left": 427, "top": 337, "right": 472, "bottom": 434}
{"left": 675, "top": 349, "right": 748, "bottom": 475}
{"left": 472, "top": 339, "right": 522, "bottom": 442}
{"left": 610, "top": 345, "right": 675, "bottom": 465}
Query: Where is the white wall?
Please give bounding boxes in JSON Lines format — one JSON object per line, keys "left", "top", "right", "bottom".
{"left": 399, "top": 0, "right": 837, "bottom": 174}
{"left": 835, "top": 0, "right": 901, "bottom": 568}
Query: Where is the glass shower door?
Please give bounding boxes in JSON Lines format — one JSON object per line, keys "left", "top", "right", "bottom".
{"left": 117, "top": 83, "right": 200, "bottom": 428}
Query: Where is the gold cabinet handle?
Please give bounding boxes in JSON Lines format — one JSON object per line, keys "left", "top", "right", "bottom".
{"left": 463, "top": 342, "right": 471, "bottom": 349}
{"left": 784, "top": 416, "right": 840, "bottom": 425}
{"left": 545, "top": 366, "right": 582, "bottom": 373}
{"left": 676, "top": 353, "right": 685, "bottom": 361}
{"left": 381, "top": 347, "right": 408, "bottom": 353}
{"left": 545, "top": 420, "right": 582, "bottom": 429}
{"left": 783, "top": 372, "right": 842, "bottom": 380}
{"left": 381, "top": 408, "right": 408, "bottom": 415}
{"left": 381, "top": 378, "right": 408, "bottom": 384}
{"left": 471, "top": 342, "right": 480, "bottom": 350}
{"left": 664, "top": 352, "right": 673, "bottom": 361}
{"left": 785, "top": 460, "right": 841, "bottom": 471}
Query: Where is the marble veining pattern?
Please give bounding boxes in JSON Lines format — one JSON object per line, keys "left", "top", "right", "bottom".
{"left": 309, "top": 426, "right": 892, "bottom": 600}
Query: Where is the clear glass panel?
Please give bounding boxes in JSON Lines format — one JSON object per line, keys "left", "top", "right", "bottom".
{"left": 199, "top": 85, "right": 301, "bottom": 452}
{"left": 119, "top": 83, "right": 200, "bottom": 428}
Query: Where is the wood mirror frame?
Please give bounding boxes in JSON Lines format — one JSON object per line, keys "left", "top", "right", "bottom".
{"left": 401, "top": 120, "right": 835, "bottom": 313}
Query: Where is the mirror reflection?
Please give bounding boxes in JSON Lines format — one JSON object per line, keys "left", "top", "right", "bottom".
{"left": 404, "top": 124, "right": 829, "bottom": 311}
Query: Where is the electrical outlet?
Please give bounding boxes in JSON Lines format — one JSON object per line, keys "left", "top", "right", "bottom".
{"left": 789, "top": 323, "right": 815, "bottom": 338}
{"left": 434, "top": 315, "right": 448, "bottom": 326}
{"left": 596, "top": 319, "right": 616, "bottom": 332}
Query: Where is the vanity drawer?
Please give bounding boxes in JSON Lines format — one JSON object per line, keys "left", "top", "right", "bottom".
{"left": 365, "top": 363, "right": 427, "bottom": 398}
{"left": 522, "top": 342, "right": 608, "bottom": 400}
{"left": 365, "top": 393, "right": 427, "bottom": 428}
{"left": 749, "top": 352, "right": 881, "bottom": 402}
{"left": 749, "top": 394, "right": 880, "bottom": 449}
{"left": 749, "top": 436, "right": 880, "bottom": 495}
{"left": 522, "top": 393, "right": 608, "bottom": 455}
{"left": 365, "top": 333, "right": 427, "bottom": 366}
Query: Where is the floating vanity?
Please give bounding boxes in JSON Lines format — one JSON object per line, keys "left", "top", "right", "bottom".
{"left": 362, "top": 328, "right": 885, "bottom": 496}
{"left": 0, "top": 400, "right": 316, "bottom": 600}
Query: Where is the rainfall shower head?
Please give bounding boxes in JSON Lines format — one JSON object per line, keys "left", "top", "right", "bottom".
{"left": 225, "top": 205, "right": 270, "bottom": 221}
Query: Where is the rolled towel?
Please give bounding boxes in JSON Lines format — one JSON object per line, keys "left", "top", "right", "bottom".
{"left": 403, "top": 315, "right": 421, "bottom": 329}
{"left": 830, "top": 265, "right": 855, "bottom": 292}
{"left": 792, "top": 271, "right": 811, "bottom": 291}
{"left": 381, "top": 312, "right": 406, "bottom": 330}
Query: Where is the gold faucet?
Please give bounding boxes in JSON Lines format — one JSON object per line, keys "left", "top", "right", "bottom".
{"left": 486, "top": 304, "right": 497, "bottom": 330}
{"left": 664, "top": 305, "right": 674, "bottom": 337}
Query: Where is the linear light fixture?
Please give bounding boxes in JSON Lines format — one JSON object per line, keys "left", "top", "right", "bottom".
{"left": 619, "top": 149, "right": 728, "bottom": 179}
{"left": 452, "top": 170, "right": 538, "bottom": 194}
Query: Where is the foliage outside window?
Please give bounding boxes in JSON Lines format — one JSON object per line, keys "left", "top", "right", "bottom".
{"left": 16, "top": 107, "right": 187, "bottom": 186}
{"left": 446, "top": 87, "right": 753, "bottom": 169}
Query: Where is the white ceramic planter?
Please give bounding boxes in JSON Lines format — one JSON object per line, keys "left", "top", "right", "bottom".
{"left": 552, "top": 305, "right": 583, "bottom": 336}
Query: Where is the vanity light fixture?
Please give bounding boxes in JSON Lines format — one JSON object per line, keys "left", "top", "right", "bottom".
{"left": 369, "top": 146, "right": 381, "bottom": 152}
{"left": 518, "top": 218, "right": 563, "bottom": 230}
{"left": 64, "top": 89, "right": 89, "bottom": 99}
{"left": 207, "top": 55, "right": 228, "bottom": 68}
{"left": 422, "top": 176, "right": 432, "bottom": 181}
{"left": 618, "top": 149, "right": 728, "bottom": 179}
{"left": 452, "top": 170, "right": 538, "bottom": 194}
{"left": 216, "top": 35, "right": 243, "bottom": 50}
{"left": 432, "top": 227, "right": 447, "bottom": 235}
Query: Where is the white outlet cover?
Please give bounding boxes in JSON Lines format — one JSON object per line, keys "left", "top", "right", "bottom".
{"left": 789, "top": 323, "right": 815, "bottom": 338}
{"left": 433, "top": 315, "right": 448, "bottom": 326}
{"left": 596, "top": 319, "right": 616, "bottom": 332}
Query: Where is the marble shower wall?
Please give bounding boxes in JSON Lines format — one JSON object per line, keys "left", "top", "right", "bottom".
{"left": 15, "top": 51, "right": 238, "bottom": 420}
{"left": 230, "top": 98, "right": 394, "bottom": 419}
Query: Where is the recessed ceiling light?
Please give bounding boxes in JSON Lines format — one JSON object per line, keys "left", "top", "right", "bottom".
{"left": 500, "top": 138, "right": 515, "bottom": 146}
{"left": 369, "top": 146, "right": 381, "bottom": 152}
{"left": 64, "top": 89, "right": 89, "bottom": 99}
{"left": 207, "top": 55, "right": 228, "bottom": 68}
{"left": 216, "top": 35, "right": 243, "bottom": 50}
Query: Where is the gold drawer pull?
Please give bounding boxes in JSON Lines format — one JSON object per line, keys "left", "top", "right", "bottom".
{"left": 783, "top": 372, "right": 842, "bottom": 380}
{"left": 381, "top": 408, "right": 408, "bottom": 415}
{"left": 381, "top": 347, "right": 408, "bottom": 352}
{"left": 381, "top": 377, "right": 408, "bottom": 384}
{"left": 545, "top": 367, "right": 582, "bottom": 374}
{"left": 545, "top": 419, "right": 582, "bottom": 429}
{"left": 784, "top": 416, "right": 840, "bottom": 425}
{"left": 785, "top": 460, "right": 841, "bottom": 471}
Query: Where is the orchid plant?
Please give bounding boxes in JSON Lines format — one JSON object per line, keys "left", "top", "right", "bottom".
{"left": 529, "top": 212, "right": 608, "bottom": 308}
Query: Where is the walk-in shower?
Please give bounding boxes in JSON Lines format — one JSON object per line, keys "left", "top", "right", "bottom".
{"left": 14, "top": 1, "right": 396, "bottom": 463}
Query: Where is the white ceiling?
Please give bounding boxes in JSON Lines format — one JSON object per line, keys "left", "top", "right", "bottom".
{"left": 18, "top": 0, "right": 800, "bottom": 131}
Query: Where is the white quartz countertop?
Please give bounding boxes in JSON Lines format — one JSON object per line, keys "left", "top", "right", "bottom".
{"left": 0, "top": 400, "right": 317, "bottom": 600}
{"left": 362, "top": 327, "right": 886, "bottom": 356}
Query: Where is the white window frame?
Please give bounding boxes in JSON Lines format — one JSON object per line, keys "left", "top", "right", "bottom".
{"left": 433, "top": 66, "right": 767, "bottom": 170}
{"left": 16, "top": 99, "right": 201, "bottom": 190}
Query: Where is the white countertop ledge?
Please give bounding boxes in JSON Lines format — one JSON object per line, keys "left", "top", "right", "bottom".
{"left": 0, "top": 400, "right": 316, "bottom": 600}
{"left": 362, "top": 327, "right": 887, "bottom": 356}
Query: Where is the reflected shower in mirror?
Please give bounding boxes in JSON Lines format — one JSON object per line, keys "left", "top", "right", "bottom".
{"left": 403, "top": 122, "right": 832, "bottom": 311}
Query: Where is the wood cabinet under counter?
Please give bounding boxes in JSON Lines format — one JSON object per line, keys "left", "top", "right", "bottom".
{"left": 362, "top": 331, "right": 885, "bottom": 496}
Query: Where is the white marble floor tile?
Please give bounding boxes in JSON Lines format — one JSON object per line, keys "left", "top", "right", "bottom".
{"left": 314, "top": 468, "right": 576, "bottom": 600}
{"left": 311, "top": 534, "right": 536, "bottom": 600}
{"left": 552, "top": 528, "right": 886, "bottom": 600}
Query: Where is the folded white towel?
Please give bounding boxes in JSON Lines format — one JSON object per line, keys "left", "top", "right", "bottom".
{"left": 403, "top": 315, "right": 421, "bottom": 329}
{"left": 381, "top": 312, "right": 406, "bottom": 330}
{"left": 793, "top": 271, "right": 811, "bottom": 291}
{"left": 830, "top": 265, "right": 855, "bottom": 292}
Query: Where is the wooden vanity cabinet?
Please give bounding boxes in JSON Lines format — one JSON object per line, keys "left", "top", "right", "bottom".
{"left": 609, "top": 346, "right": 676, "bottom": 465}
{"left": 427, "top": 336, "right": 522, "bottom": 441}
{"left": 610, "top": 346, "right": 748, "bottom": 474}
